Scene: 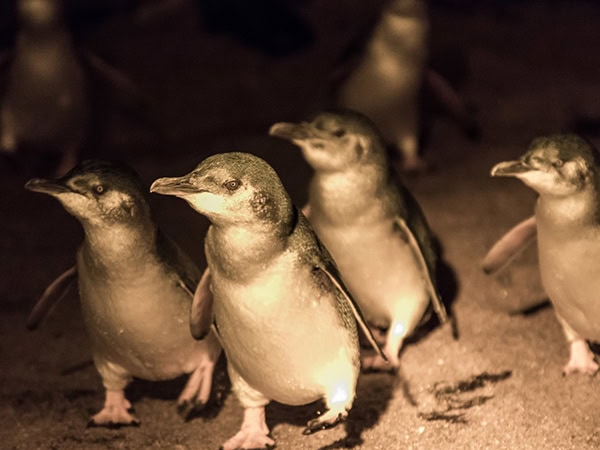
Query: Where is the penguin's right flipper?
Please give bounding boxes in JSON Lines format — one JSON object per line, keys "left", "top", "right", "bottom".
{"left": 482, "top": 216, "right": 537, "bottom": 275}
{"left": 310, "top": 239, "right": 388, "bottom": 362}
{"left": 425, "top": 68, "right": 480, "bottom": 139}
{"left": 27, "top": 265, "right": 77, "bottom": 330}
{"left": 190, "top": 268, "right": 214, "bottom": 340}
{"left": 394, "top": 216, "right": 448, "bottom": 325}
{"left": 301, "top": 203, "right": 311, "bottom": 219}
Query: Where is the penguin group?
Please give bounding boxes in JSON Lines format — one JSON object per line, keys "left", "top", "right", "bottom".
{"left": 18, "top": 1, "right": 600, "bottom": 449}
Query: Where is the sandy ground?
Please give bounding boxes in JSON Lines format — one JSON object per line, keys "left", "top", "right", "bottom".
{"left": 2, "top": 1, "right": 600, "bottom": 449}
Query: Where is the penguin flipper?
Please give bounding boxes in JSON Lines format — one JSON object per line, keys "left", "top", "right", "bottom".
{"left": 313, "top": 250, "right": 388, "bottom": 362}
{"left": 190, "top": 268, "right": 214, "bottom": 340}
{"left": 155, "top": 230, "right": 202, "bottom": 295}
{"left": 27, "top": 265, "right": 77, "bottom": 330}
{"left": 394, "top": 216, "right": 448, "bottom": 325}
{"left": 80, "top": 50, "right": 156, "bottom": 129}
{"left": 482, "top": 216, "right": 537, "bottom": 275}
{"left": 425, "top": 68, "right": 480, "bottom": 139}
{"left": 301, "top": 203, "right": 311, "bottom": 219}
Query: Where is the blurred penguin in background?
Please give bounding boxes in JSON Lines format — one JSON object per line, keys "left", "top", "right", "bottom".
{"left": 336, "top": 0, "right": 478, "bottom": 173}
{"left": 0, "top": 0, "right": 151, "bottom": 176}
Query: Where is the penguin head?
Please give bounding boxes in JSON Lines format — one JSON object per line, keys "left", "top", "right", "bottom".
{"left": 491, "top": 134, "right": 600, "bottom": 197}
{"left": 150, "top": 152, "right": 293, "bottom": 228}
{"left": 25, "top": 160, "right": 150, "bottom": 226}
{"left": 269, "top": 109, "right": 386, "bottom": 173}
{"left": 17, "top": 0, "right": 63, "bottom": 28}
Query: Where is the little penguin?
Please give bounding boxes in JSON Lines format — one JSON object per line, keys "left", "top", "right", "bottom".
{"left": 335, "top": 0, "right": 478, "bottom": 172}
{"left": 25, "top": 160, "right": 222, "bottom": 426}
{"left": 269, "top": 109, "right": 448, "bottom": 370}
{"left": 490, "top": 134, "right": 600, "bottom": 375}
{"left": 1, "top": 0, "right": 150, "bottom": 176}
{"left": 150, "top": 152, "right": 386, "bottom": 450}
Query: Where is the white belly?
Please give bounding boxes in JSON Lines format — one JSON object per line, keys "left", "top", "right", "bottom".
{"left": 312, "top": 218, "right": 429, "bottom": 329}
{"left": 538, "top": 233, "right": 600, "bottom": 342}
{"left": 211, "top": 251, "right": 358, "bottom": 405}
{"left": 78, "top": 256, "right": 208, "bottom": 380}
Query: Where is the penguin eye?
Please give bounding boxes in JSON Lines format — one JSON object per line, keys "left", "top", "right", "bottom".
{"left": 553, "top": 159, "right": 564, "bottom": 168}
{"left": 94, "top": 185, "right": 105, "bottom": 195}
{"left": 223, "top": 179, "right": 241, "bottom": 192}
{"left": 332, "top": 129, "right": 346, "bottom": 138}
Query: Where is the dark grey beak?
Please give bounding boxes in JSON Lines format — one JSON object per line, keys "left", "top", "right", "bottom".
{"left": 269, "top": 122, "right": 325, "bottom": 141}
{"left": 24, "top": 178, "right": 71, "bottom": 195}
{"left": 150, "top": 175, "right": 199, "bottom": 197}
{"left": 490, "top": 160, "right": 532, "bottom": 177}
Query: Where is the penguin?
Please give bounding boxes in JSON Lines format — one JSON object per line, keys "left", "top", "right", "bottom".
{"left": 25, "top": 160, "right": 222, "bottom": 425}
{"left": 150, "top": 152, "right": 386, "bottom": 450}
{"left": 335, "top": 0, "right": 478, "bottom": 172}
{"left": 1, "top": 0, "right": 150, "bottom": 176}
{"left": 490, "top": 134, "right": 600, "bottom": 375}
{"left": 269, "top": 109, "right": 448, "bottom": 370}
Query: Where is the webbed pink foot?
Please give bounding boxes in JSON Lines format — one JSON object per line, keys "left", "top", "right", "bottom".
{"left": 221, "top": 407, "right": 274, "bottom": 450}
{"left": 177, "top": 359, "right": 216, "bottom": 419}
{"left": 563, "top": 339, "right": 599, "bottom": 376}
{"left": 88, "top": 390, "right": 139, "bottom": 427}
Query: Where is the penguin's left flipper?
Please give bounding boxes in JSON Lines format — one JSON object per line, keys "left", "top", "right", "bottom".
{"left": 80, "top": 50, "right": 158, "bottom": 131}
{"left": 394, "top": 216, "right": 448, "bottom": 325}
{"left": 155, "top": 230, "right": 215, "bottom": 340}
{"left": 27, "top": 265, "right": 77, "bottom": 330}
{"left": 312, "top": 245, "right": 388, "bottom": 362}
{"left": 190, "top": 268, "right": 214, "bottom": 340}
{"left": 481, "top": 216, "right": 537, "bottom": 275}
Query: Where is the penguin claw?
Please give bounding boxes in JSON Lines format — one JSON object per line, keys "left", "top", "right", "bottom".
{"left": 88, "top": 403, "right": 140, "bottom": 427}
{"left": 220, "top": 430, "right": 275, "bottom": 450}
{"left": 303, "top": 412, "right": 346, "bottom": 435}
{"left": 87, "top": 416, "right": 141, "bottom": 428}
{"left": 176, "top": 399, "right": 205, "bottom": 421}
{"left": 562, "top": 360, "right": 599, "bottom": 377}
{"left": 361, "top": 353, "right": 397, "bottom": 373}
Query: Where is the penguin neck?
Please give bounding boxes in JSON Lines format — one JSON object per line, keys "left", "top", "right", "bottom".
{"left": 372, "top": 0, "right": 428, "bottom": 58}
{"left": 310, "top": 164, "right": 389, "bottom": 224}
{"left": 536, "top": 187, "right": 600, "bottom": 232}
{"left": 205, "top": 220, "right": 289, "bottom": 281}
{"left": 81, "top": 219, "right": 157, "bottom": 269}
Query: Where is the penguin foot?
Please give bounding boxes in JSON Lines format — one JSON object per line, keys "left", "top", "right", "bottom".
{"left": 303, "top": 409, "right": 347, "bottom": 435}
{"left": 176, "top": 399, "right": 204, "bottom": 420}
{"left": 361, "top": 353, "right": 398, "bottom": 373}
{"left": 177, "top": 361, "right": 216, "bottom": 420}
{"left": 220, "top": 429, "right": 275, "bottom": 450}
{"left": 88, "top": 406, "right": 140, "bottom": 428}
{"left": 563, "top": 339, "right": 599, "bottom": 376}
{"left": 88, "top": 390, "right": 140, "bottom": 427}
{"left": 221, "top": 406, "right": 274, "bottom": 450}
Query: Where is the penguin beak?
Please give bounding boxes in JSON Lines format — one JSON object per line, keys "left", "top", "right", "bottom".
{"left": 490, "top": 160, "right": 533, "bottom": 177}
{"left": 24, "top": 178, "right": 72, "bottom": 195}
{"left": 269, "top": 122, "right": 327, "bottom": 142}
{"left": 150, "top": 175, "right": 201, "bottom": 197}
